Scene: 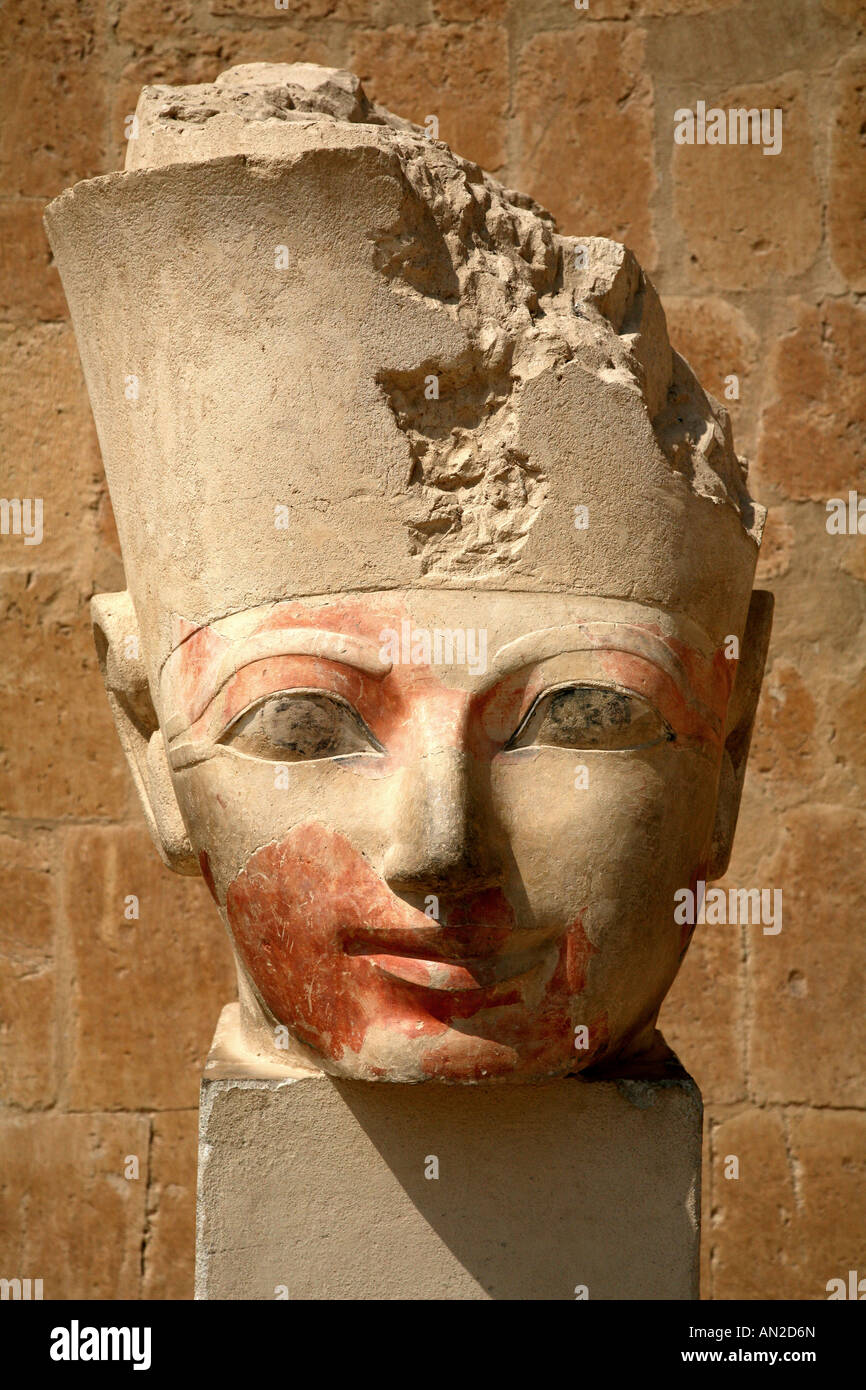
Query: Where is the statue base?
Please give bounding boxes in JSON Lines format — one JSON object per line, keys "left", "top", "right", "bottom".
{"left": 195, "top": 1004, "right": 702, "bottom": 1300}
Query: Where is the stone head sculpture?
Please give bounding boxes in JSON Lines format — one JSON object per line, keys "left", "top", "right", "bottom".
{"left": 45, "top": 63, "right": 771, "bottom": 1083}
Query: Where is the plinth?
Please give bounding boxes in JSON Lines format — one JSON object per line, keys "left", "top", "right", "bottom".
{"left": 196, "top": 1004, "right": 701, "bottom": 1300}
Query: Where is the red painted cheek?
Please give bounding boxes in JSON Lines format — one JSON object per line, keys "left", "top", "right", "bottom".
{"left": 225, "top": 824, "right": 452, "bottom": 1064}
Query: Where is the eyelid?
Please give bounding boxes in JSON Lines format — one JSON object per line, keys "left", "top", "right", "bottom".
{"left": 165, "top": 649, "right": 386, "bottom": 747}
{"left": 488, "top": 639, "right": 724, "bottom": 742}
{"left": 218, "top": 687, "right": 386, "bottom": 754}
{"left": 505, "top": 680, "right": 667, "bottom": 749}
{"left": 162, "top": 631, "right": 391, "bottom": 738}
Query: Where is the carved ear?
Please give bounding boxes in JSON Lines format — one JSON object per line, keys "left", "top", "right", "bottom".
{"left": 91, "top": 592, "right": 199, "bottom": 875}
{"left": 707, "top": 589, "right": 774, "bottom": 880}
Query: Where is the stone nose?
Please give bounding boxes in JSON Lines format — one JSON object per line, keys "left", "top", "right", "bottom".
{"left": 382, "top": 746, "right": 504, "bottom": 895}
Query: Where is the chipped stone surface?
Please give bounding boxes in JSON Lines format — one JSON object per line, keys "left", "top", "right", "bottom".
{"left": 126, "top": 62, "right": 410, "bottom": 171}
{"left": 142, "top": 1110, "right": 199, "bottom": 1299}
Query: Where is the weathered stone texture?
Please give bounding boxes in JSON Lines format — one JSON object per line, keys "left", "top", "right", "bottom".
{"left": 672, "top": 76, "right": 821, "bottom": 291}
{"left": 709, "top": 1107, "right": 866, "bottom": 1299}
{"left": 515, "top": 26, "right": 656, "bottom": 267}
{"left": 63, "top": 826, "right": 235, "bottom": 1111}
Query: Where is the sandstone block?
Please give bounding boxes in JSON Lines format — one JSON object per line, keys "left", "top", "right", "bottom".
{"left": 756, "top": 299, "right": 866, "bottom": 500}
{"left": 0, "top": 0, "right": 108, "bottom": 196}
{"left": 64, "top": 825, "right": 236, "bottom": 1111}
{"left": 673, "top": 76, "right": 820, "bottom": 290}
{"left": 748, "top": 804, "right": 866, "bottom": 1107}
{"left": 351, "top": 23, "right": 509, "bottom": 172}
{"left": 515, "top": 26, "right": 656, "bottom": 266}
{"left": 0, "top": 1112, "right": 149, "bottom": 1300}
{"left": 0, "top": 571, "right": 130, "bottom": 819}
{"left": 0, "top": 202, "right": 67, "bottom": 321}
{"left": 142, "top": 1109, "right": 199, "bottom": 1300}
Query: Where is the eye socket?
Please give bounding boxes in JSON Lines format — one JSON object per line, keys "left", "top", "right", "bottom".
{"left": 506, "top": 683, "right": 673, "bottom": 753}
{"left": 219, "top": 690, "right": 384, "bottom": 763}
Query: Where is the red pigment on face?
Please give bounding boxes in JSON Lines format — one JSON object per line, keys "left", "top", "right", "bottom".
{"left": 177, "top": 595, "right": 477, "bottom": 761}
{"left": 416, "top": 914, "right": 602, "bottom": 1081}
{"left": 186, "top": 652, "right": 392, "bottom": 747}
{"left": 171, "top": 623, "right": 229, "bottom": 726}
{"left": 441, "top": 914, "right": 602, "bottom": 1079}
{"left": 564, "top": 911, "right": 595, "bottom": 994}
{"left": 178, "top": 599, "right": 698, "bottom": 1079}
{"left": 199, "top": 850, "right": 218, "bottom": 901}
{"left": 227, "top": 823, "right": 495, "bottom": 1061}
{"left": 666, "top": 632, "right": 736, "bottom": 718}
{"left": 224, "top": 823, "right": 596, "bottom": 1079}
{"left": 641, "top": 625, "right": 735, "bottom": 724}
{"left": 598, "top": 648, "right": 722, "bottom": 753}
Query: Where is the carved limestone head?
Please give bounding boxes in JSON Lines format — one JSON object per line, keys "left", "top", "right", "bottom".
{"left": 45, "top": 63, "right": 771, "bottom": 1082}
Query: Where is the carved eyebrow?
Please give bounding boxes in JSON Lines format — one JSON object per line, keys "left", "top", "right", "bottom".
{"left": 212, "top": 628, "right": 392, "bottom": 680}
{"left": 489, "top": 623, "right": 721, "bottom": 727}
{"left": 163, "top": 628, "right": 391, "bottom": 739}
{"left": 490, "top": 624, "right": 690, "bottom": 684}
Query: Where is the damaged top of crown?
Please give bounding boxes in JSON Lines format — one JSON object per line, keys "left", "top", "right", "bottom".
{"left": 129, "top": 62, "right": 441, "bottom": 163}
{"left": 44, "top": 61, "right": 765, "bottom": 674}
{"left": 131, "top": 61, "right": 528, "bottom": 187}
{"left": 124, "top": 62, "right": 762, "bottom": 549}
{"left": 125, "top": 62, "right": 560, "bottom": 306}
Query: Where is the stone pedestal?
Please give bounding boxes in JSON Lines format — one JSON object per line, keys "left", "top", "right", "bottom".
{"left": 196, "top": 1004, "right": 702, "bottom": 1301}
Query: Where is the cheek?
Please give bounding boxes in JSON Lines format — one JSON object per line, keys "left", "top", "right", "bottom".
{"left": 221, "top": 823, "right": 448, "bottom": 1061}
{"left": 170, "top": 755, "right": 398, "bottom": 899}
{"left": 491, "top": 749, "right": 717, "bottom": 922}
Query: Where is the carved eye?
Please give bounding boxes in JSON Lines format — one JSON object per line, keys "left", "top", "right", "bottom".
{"left": 506, "top": 684, "right": 673, "bottom": 752}
{"left": 220, "top": 691, "right": 384, "bottom": 762}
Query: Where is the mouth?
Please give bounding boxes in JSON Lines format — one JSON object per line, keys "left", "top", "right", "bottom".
{"left": 343, "top": 932, "right": 549, "bottom": 994}
{"left": 362, "top": 951, "right": 544, "bottom": 993}
{"left": 339, "top": 887, "right": 554, "bottom": 995}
